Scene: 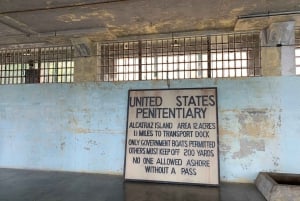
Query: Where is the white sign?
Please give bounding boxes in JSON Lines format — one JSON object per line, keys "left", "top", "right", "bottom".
{"left": 124, "top": 88, "right": 219, "bottom": 185}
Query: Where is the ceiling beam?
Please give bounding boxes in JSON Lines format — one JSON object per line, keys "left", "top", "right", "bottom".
{"left": 0, "top": 15, "right": 37, "bottom": 35}
{"left": 0, "top": 0, "right": 132, "bottom": 15}
{"left": 238, "top": 10, "right": 300, "bottom": 19}
{"left": 38, "top": 27, "right": 107, "bottom": 37}
{"left": 0, "top": 27, "right": 107, "bottom": 47}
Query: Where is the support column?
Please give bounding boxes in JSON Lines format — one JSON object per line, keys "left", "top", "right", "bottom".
{"left": 72, "top": 37, "right": 98, "bottom": 82}
{"left": 261, "top": 21, "right": 295, "bottom": 76}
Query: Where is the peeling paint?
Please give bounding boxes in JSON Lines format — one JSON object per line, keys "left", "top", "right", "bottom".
{"left": 273, "top": 156, "right": 280, "bottom": 167}
{"left": 46, "top": 1, "right": 52, "bottom": 6}
{"left": 74, "top": 127, "right": 94, "bottom": 134}
{"left": 60, "top": 142, "right": 65, "bottom": 151}
{"left": 232, "top": 138, "right": 265, "bottom": 159}
{"left": 229, "top": 7, "right": 247, "bottom": 16}
{"left": 57, "top": 10, "right": 114, "bottom": 23}
{"left": 219, "top": 128, "right": 236, "bottom": 136}
{"left": 88, "top": 140, "right": 98, "bottom": 146}
{"left": 1, "top": 77, "right": 300, "bottom": 182}
{"left": 219, "top": 109, "right": 240, "bottom": 136}
{"left": 219, "top": 142, "right": 232, "bottom": 153}
{"left": 104, "top": 16, "right": 235, "bottom": 39}
{"left": 219, "top": 142, "right": 232, "bottom": 160}
{"left": 238, "top": 108, "right": 280, "bottom": 138}
{"left": 57, "top": 14, "right": 87, "bottom": 22}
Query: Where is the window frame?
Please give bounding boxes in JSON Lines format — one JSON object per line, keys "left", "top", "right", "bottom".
{"left": 0, "top": 46, "right": 74, "bottom": 85}
{"left": 97, "top": 32, "right": 261, "bottom": 82}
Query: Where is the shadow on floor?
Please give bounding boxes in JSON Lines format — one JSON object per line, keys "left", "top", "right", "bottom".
{"left": 0, "top": 168, "right": 265, "bottom": 201}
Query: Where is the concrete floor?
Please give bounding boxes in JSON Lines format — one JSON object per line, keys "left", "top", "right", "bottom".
{"left": 0, "top": 168, "right": 266, "bottom": 201}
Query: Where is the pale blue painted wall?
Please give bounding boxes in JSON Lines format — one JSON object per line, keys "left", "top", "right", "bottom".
{"left": 0, "top": 77, "right": 299, "bottom": 182}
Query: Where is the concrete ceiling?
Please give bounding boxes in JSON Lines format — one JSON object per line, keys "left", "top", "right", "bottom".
{"left": 0, "top": 0, "right": 299, "bottom": 46}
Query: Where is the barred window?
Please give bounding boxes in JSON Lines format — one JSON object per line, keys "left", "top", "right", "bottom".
{"left": 97, "top": 32, "right": 261, "bottom": 82}
{"left": 0, "top": 46, "right": 74, "bottom": 85}
{"left": 296, "top": 29, "right": 300, "bottom": 75}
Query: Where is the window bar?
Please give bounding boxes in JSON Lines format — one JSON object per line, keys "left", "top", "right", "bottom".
{"left": 223, "top": 35, "right": 227, "bottom": 77}
{"left": 7, "top": 52, "right": 9, "bottom": 84}
{"left": 58, "top": 47, "right": 61, "bottom": 82}
{"left": 227, "top": 34, "right": 236, "bottom": 77}
{"left": 167, "top": 39, "right": 170, "bottom": 80}
{"left": 68, "top": 47, "right": 71, "bottom": 82}
{"left": 207, "top": 36, "right": 212, "bottom": 78}
{"left": 153, "top": 41, "right": 158, "bottom": 80}
{"left": 161, "top": 40, "right": 164, "bottom": 79}
{"left": 150, "top": 40, "right": 153, "bottom": 80}
{"left": 66, "top": 47, "right": 69, "bottom": 82}
{"left": 247, "top": 34, "right": 250, "bottom": 76}
{"left": 11, "top": 51, "right": 13, "bottom": 84}
{"left": 8, "top": 52, "right": 10, "bottom": 84}
{"left": 233, "top": 34, "right": 237, "bottom": 77}
{"left": 183, "top": 37, "right": 186, "bottom": 79}
{"left": 40, "top": 48, "right": 43, "bottom": 83}
{"left": 53, "top": 47, "right": 57, "bottom": 82}
{"left": 49, "top": 47, "right": 53, "bottom": 82}
{"left": 117, "top": 42, "right": 121, "bottom": 81}
{"left": 114, "top": 43, "right": 117, "bottom": 81}
{"left": 138, "top": 40, "right": 142, "bottom": 80}
{"left": 16, "top": 50, "right": 20, "bottom": 84}
{"left": 37, "top": 48, "right": 41, "bottom": 83}
{"left": 63, "top": 47, "right": 67, "bottom": 82}
{"left": 43, "top": 48, "right": 47, "bottom": 83}
{"left": 9, "top": 54, "right": 11, "bottom": 84}
{"left": 16, "top": 51, "right": 19, "bottom": 84}
{"left": 4, "top": 51, "right": 7, "bottom": 84}
{"left": 108, "top": 44, "right": 112, "bottom": 81}
{"left": 46, "top": 48, "right": 49, "bottom": 83}
{"left": 2, "top": 52, "right": 4, "bottom": 84}
{"left": 173, "top": 38, "right": 176, "bottom": 80}
{"left": 234, "top": 34, "right": 238, "bottom": 77}
{"left": 67, "top": 47, "right": 69, "bottom": 82}
{"left": 45, "top": 48, "right": 49, "bottom": 82}
{"left": 11, "top": 51, "right": 14, "bottom": 84}
{"left": 109, "top": 44, "right": 112, "bottom": 81}
{"left": 195, "top": 37, "right": 199, "bottom": 78}
{"left": 0, "top": 53, "right": 2, "bottom": 84}
{"left": 239, "top": 34, "right": 243, "bottom": 77}
{"left": 149, "top": 40, "right": 152, "bottom": 80}
{"left": 20, "top": 50, "right": 23, "bottom": 83}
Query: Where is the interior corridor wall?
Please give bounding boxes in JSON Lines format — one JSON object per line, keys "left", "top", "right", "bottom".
{"left": 0, "top": 77, "right": 299, "bottom": 182}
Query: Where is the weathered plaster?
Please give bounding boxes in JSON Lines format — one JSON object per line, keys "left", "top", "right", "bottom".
{"left": 0, "top": 77, "right": 299, "bottom": 182}
{"left": 57, "top": 10, "right": 115, "bottom": 23}
{"left": 0, "top": 0, "right": 300, "bottom": 46}
{"left": 261, "top": 47, "right": 281, "bottom": 76}
{"left": 232, "top": 138, "right": 265, "bottom": 159}
{"left": 238, "top": 108, "right": 280, "bottom": 138}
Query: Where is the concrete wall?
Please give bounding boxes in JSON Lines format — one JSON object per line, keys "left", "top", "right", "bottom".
{"left": 0, "top": 77, "right": 299, "bottom": 182}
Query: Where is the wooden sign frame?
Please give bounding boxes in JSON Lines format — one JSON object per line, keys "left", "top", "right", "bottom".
{"left": 124, "top": 88, "right": 219, "bottom": 186}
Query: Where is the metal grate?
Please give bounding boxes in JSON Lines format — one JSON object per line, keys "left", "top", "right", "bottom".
{"left": 97, "top": 32, "right": 261, "bottom": 81}
{"left": 296, "top": 28, "right": 300, "bottom": 75}
{"left": 0, "top": 46, "right": 74, "bottom": 85}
